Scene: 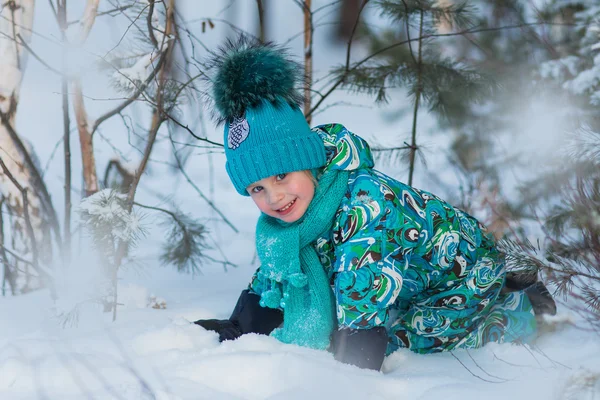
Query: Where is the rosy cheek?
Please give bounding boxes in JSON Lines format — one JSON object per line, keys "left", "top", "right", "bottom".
{"left": 255, "top": 198, "right": 272, "bottom": 214}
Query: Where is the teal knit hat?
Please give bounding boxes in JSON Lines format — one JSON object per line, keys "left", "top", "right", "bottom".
{"left": 208, "top": 36, "right": 326, "bottom": 195}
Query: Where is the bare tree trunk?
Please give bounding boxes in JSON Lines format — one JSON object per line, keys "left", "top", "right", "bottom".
{"left": 73, "top": 80, "right": 98, "bottom": 197}
{"left": 0, "top": 0, "right": 59, "bottom": 271}
{"left": 335, "top": 0, "right": 361, "bottom": 41}
{"left": 77, "top": 0, "right": 99, "bottom": 42}
{"left": 303, "top": 0, "right": 313, "bottom": 125}
{"left": 72, "top": 0, "right": 100, "bottom": 197}
{"left": 56, "top": 1, "right": 72, "bottom": 264}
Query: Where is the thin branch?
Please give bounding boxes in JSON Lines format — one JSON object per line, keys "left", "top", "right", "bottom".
{"left": 303, "top": 0, "right": 313, "bottom": 123}
{"left": 135, "top": 200, "right": 237, "bottom": 273}
{"left": 102, "top": 3, "right": 150, "bottom": 59}
{"left": 67, "top": 4, "right": 134, "bottom": 26}
{"left": 14, "top": 33, "right": 62, "bottom": 75}
{"left": 345, "top": 0, "right": 369, "bottom": 72}
{"left": 0, "top": 244, "right": 34, "bottom": 266}
{"left": 371, "top": 145, "right": 412, "bottom": 152}
{"left": 9, "top": 0, "right": 21, "bottom": 70}
{"left": 401, "top": 0, "right": 419, "bottom": 65}
{"left": 168, "top": 133, "right": 238, "bottom": 233}
{"left": 0, "top": 199, "right": 15, "bottom": 296}
{"left": 307, "top": 0, "right": 369, "bottom": 118}
{"left": 47, "top": 0, "right": 58, "bottom": 21}
{"left": 165, "top": 112, "right": 223, "bottom": 147}
{"left": 450, "top": 352, "right": 506, "bottom": 383}
{"left": 407, "top": 8, "right": 424, "bottom": 186}
{"left": 256, "top": 0, "right": 265, "bottom": 42}
{"left": 178, "top": 17, "right": 258, "bottom": 39}
{"left": 169, "top": 71, "right": 208, "bottom": 105}
{"left": 133, "top": 201, "right": 180, "bottom": 221}
{"left": 147, "top": 0, "right": 159, "bottom": 48}
{"left": 91, "top": 50, "right": 167, "bottom": 135}
{"left": 466, "top": 350, "right": 511, "bottom": 382}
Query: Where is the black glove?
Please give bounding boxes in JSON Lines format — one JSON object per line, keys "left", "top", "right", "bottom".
{"left": 194, "top": 319, "right": 242, "bottom": 342}
{"left": 194, "top": 290, "right": 284, "bottom": 342}
{"left": 331, "top": 327, "right": 388, "bottom": 371}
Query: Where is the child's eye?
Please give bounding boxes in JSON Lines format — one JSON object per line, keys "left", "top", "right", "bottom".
{"left": 251, "top": 186, "right": 263, "bottom": 194}
{"left": 276, "top": 173, "right": 287, "bottom": 181}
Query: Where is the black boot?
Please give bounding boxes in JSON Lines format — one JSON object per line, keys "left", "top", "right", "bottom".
{"left": 330, "top": 327, "right": 388, "bottom": 371}
{"left": 194, "top": 290, "right": 284, "bottom": 342}
{"left": 525, "top": 281, "right": 557, "bottom": 316}
{"left": 501, "top": 270, "right": 538, "bottom": 293}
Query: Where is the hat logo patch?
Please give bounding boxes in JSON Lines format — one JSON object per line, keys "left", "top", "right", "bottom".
{"left": 228, "top": 117, "right": 250, "bottom": 149}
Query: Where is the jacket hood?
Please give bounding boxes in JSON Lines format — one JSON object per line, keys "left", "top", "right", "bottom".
{"left": 314, "top": 123, "right": 374, "bottom": 172}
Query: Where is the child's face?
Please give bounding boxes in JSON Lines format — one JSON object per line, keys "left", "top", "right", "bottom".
{"left": 247, "top": 171, "right": 315, "bottom": 223}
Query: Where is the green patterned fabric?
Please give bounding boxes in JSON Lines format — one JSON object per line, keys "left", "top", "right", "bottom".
{"left": 250, "top": 123, "right": 538, "bottom": 355}
{"left": 255, "top": 168, "right": 350, "bottom": 350}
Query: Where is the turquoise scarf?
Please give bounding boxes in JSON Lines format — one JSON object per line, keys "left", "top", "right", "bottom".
{"left": 255, "top": 169, "right": 349, "bottom": 349}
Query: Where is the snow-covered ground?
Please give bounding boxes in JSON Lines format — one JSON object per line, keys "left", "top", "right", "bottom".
{"left": 2, "top": 262, "right": 600, "bottom": 400}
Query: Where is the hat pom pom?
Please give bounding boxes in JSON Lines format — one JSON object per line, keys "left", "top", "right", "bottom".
{"left": 208, "top": 35, "right": 304, "bottom": 124}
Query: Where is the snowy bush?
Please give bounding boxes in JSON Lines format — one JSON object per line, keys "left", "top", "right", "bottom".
{"left": 77, "top": 189, "right": 146, "bottom": 316}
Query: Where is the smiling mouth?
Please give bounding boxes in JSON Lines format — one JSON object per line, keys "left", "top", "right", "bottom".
{"left": 277, "top": 199, "right": 296, "bottom": 213}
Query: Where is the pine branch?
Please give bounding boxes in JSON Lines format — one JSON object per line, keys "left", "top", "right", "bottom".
{"left": 377, "top": 0, "right": 478, "bottom": 29}
{"left": 308, "top": 21, "right": 575, "bottom": 118}
{"left": 417, "top": 57, "right": 496, "bottom": 118}
{"left": 133, "top": 202, "right": 213, "bottom": 274}
{"left": 161, "top": 213, "right": 209, "bottom": 274}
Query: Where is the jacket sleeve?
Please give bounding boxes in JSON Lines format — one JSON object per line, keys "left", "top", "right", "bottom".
{"left": 332, "top": 173, "right": 403, "bottom": 330}
{"left": 247, "top": 266, "right": 271, "bottom": 295}
{"left": 248, "top": 266, "right": 266, "bottom": 295}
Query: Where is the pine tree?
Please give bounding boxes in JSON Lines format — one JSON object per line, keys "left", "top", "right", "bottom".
{"left": 500, "top": 3, "right": 600, "bottom": 329}
{"left": 332, "top": 0, "right": 494, "bottom": 185}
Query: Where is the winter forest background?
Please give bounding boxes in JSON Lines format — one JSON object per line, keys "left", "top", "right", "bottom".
{"left": 1, "top": 0, "right": 599, "bottom": 399}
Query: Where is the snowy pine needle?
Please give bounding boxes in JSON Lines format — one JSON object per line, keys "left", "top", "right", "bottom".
{"left": 565, "top": 127, "right": 600, "bottom": 164}
{"left": 78, "top": 189, "right": 145, "bottom": 263}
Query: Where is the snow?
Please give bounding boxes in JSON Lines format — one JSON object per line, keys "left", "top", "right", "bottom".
{"left": 112, "top": 52, "right": 160, "bottom": 92}
{"left": 2, "top": 268, "right": 600, "bottom": 400}
{"left": 539, "top": 56, "right": 581, "bottom": 81}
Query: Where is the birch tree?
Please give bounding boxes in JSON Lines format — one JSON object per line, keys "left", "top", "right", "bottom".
{"left": 0, "top": 0, "right": 59, "bottom": 293}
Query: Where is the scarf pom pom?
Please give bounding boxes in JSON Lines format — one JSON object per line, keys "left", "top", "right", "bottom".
{"left": 260, "top": 288, "right": 282, "bottom": 309}
{"left": 288, "top": 273, "right": 308, "bottom": 288}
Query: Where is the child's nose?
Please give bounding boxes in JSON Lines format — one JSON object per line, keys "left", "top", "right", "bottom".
{"left": 267, "top": 189, "right": 284, "bottom": 205}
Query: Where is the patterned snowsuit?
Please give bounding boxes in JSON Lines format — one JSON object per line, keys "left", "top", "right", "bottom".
{"left": 250, "top": 123, "right": 537, "bottom": 355}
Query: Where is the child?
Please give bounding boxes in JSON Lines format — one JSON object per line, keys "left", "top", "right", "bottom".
{"left": 194, "top": 37, "right": 556, "bottom": 371}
